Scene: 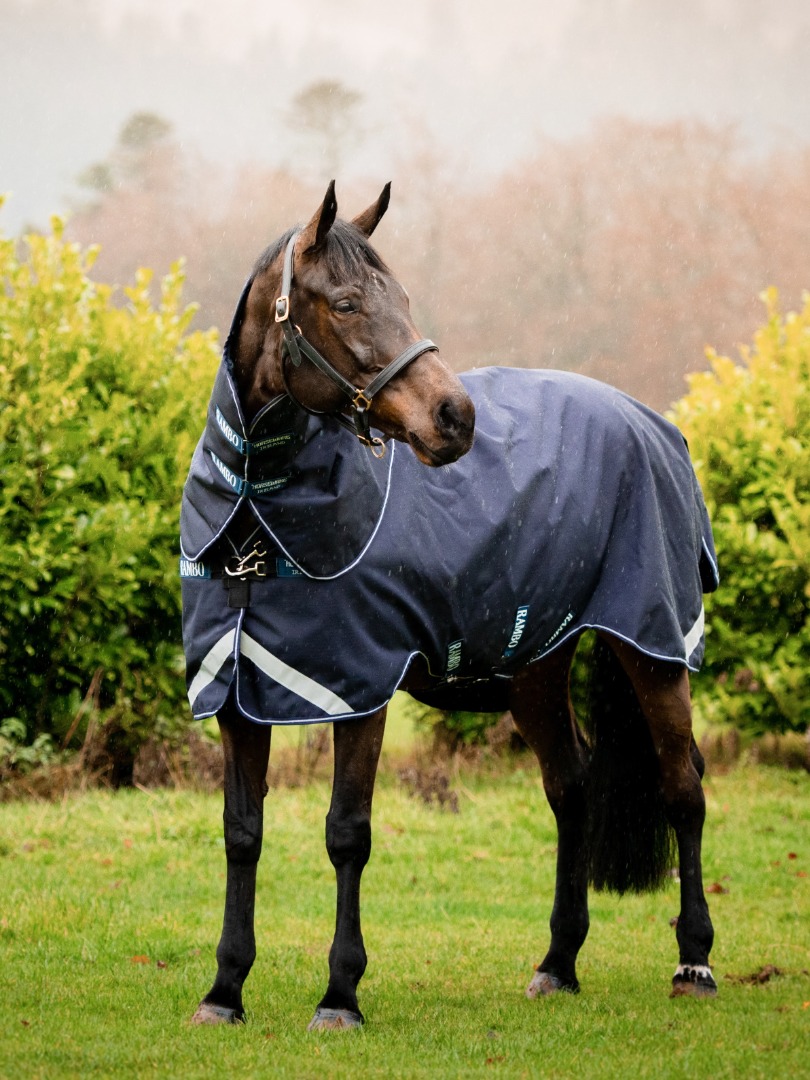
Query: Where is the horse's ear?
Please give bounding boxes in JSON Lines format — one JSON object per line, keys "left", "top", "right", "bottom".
{"left": 299, "top": 180, "right": 338, "bottom": 253}
{"left": 351, "top": 182, "right": 391, "bottom": 238}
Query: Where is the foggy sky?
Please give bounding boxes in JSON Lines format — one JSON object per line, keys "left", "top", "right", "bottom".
{"left": 2, "top": 0, "right": 809, "bottom": 234}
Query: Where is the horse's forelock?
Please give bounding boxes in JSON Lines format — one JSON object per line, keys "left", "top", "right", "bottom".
{"left": 322, "top": 221, "right": 389, "bottom": 282}
{"left": 250, "top": 221, "right": 388, "bottom": 289}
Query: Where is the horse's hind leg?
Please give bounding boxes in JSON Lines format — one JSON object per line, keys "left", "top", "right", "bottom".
{"left": 308, "top": 706, "right": 387, "bottom": 1031}
{"left": 509, "top": 641, "right": 590, "bottom": 997}
{"left": 192, "top": 702, "right": 271, "bottom": 1024}
{"left": 607, "top": 637, "right": 717, "bottom": 997}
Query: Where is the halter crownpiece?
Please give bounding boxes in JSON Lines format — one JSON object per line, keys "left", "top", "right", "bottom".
{"left": 274, "top": 231, "right": 438, "bottom": 454}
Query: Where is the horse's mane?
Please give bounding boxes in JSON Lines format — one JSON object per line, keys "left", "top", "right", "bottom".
{"left": 251, "top": 221, "right": 390, "bottom": 284}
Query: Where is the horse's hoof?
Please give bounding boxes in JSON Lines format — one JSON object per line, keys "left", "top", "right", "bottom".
{"left": 190, "top": 1002, "right": 244, "bottom": 1025}
{"left": 670, "top": 964, "right": 717, "bottom": 999}
{"left": 526, "top": 970, "right": 579, "bottom": 998}
{"left": 307, "top": 1007, "right": 364, "bottom": 1031}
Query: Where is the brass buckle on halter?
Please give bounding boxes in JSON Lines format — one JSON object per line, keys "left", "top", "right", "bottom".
{"left": 352, "top": 388, "right": 372, "bottom": 412}
{"left": 275, "top": 296, "right": 290, "bottom": 323}
{"left": 225, "top": 543, "right": 267, "bottom": 578}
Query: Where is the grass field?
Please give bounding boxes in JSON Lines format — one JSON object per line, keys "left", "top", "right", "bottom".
{"left": 1, "top": 762, "right": 808, "bottom": 1079}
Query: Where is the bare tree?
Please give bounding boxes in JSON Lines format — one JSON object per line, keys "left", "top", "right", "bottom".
{"left": 284, "top": 80, "right": 363, "bottom": 179}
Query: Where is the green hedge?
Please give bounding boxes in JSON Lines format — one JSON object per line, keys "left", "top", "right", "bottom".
{"left": 0, "top": 214, "right": 219, "bottom": 765}
{"left": 671, "top": 288, "right": 809, "bottom": 733}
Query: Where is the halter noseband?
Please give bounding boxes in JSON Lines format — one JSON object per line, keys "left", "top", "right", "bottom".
{"left": 274, "top": 231, "right": 438, "bottom": 455}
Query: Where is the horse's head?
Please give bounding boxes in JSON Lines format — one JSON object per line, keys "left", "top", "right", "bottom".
{"left": 233, "top": 182, "right": 475, "bottom": 466}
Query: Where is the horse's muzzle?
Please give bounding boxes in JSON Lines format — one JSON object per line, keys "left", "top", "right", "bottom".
{"left": 408, "top": 391, "right": 476, "bottom": 466}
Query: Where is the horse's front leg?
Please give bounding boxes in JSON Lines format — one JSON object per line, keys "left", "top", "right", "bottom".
{"left": 308, "top": 707, "right": 387, "bottom": 1031}
{"left": 192, "top": 702, "right": 271, "bottom": 1024}
{"left": 509, "top": 641, "right": 590, "bottom": 997}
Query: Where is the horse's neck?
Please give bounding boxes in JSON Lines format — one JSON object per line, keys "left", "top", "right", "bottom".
{"left": 232, "top": 276, "right": 285, "bottom": 423}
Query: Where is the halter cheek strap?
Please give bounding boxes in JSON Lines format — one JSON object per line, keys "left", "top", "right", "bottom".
{"left": 274, "top": 232, "right": 438, "bottom": 452}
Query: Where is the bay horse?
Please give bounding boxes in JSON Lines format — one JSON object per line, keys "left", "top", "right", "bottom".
{"left": 180, "top": 182, "right": 718, "bottom": 1029}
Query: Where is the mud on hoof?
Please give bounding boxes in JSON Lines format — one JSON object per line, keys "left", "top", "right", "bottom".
{"left": 307, "top": 1007, "right": 364, "bottom": 1031}
{"left": 670, "top": 964, "right": 717, "bottom": 998}
{"left": 526, "top": 970, "right": 579, "bottom": 999}
{"left": 190, "top": 1002, "right": 245, "bottom": 1025}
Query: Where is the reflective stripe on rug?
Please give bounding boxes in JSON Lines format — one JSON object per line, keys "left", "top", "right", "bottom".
{"left": 239, "top": 632, "right": 352, "bottom": 716}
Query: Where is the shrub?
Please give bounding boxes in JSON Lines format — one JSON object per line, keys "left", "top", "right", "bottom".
{"left": 670, "top": 288, "right": 810, "bottom": 733}
{"left": 0, "top": 211, "right": 219, "bottom": 776}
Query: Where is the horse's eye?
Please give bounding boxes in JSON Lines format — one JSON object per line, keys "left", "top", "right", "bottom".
{"left": 334, "top": 300, "right": 356, "bottom": 315}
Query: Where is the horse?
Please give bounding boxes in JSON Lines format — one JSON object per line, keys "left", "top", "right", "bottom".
{"left": 180, "top": 181, "right": 719, "bottom": 1030}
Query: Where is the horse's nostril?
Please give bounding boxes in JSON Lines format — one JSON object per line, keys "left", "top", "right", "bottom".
{"left": 436, "top": 396, "right": 474, "bottom": 439}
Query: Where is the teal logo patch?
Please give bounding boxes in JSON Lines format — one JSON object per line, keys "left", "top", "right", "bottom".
{"left": 503, "top": 605, "right": 530, "bottom": 657}
{"left": 276, "top": 559, "right": 303, "bottom": 578}
{"left": 179, "top": 558, "right": 211, "bottom": 579}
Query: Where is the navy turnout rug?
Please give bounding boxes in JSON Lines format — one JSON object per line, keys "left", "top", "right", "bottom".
{"left": 180, "top": 343, "right": 719, "bottom": 725}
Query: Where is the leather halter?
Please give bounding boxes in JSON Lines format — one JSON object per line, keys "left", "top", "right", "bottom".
{"left": 274, "top": 231, "right": 438, "bottom": 455}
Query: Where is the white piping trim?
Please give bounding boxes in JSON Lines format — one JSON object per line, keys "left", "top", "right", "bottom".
{"left": 701, "top": 536, "right": 719, "bottom": 585}
{"left": 239, "top": 631, "right": 352, "bottom": 716}
{"left": 683, "top": 606, "right": 705, "bottom": 660}
{"left": 526, "top": 621, "right": 706, "bottom": 672}
{"left": 248, "top": 393, "right": 288, "bottom": 434}
{"left": 247, "top": 438, "right": 396, "bottom": 581}
{"left": 187, "top": 628, "right": 237, "bottom": 709}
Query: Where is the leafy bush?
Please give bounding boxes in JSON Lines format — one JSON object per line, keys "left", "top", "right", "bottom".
{"left": 670, "top": 288, "right": 810, "bottom": 733}
{"left": 0, "top": 211, "right": 219, "bottom": 775}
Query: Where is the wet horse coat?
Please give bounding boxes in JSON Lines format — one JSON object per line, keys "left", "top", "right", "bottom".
{"left": 180, "top": 316, "right": 719, "bottom": 725}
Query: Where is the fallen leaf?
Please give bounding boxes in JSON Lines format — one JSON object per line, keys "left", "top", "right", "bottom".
{"left": 706, "top": 882, "right": 729, "bottom": 894}
{"left": 130, "top": 955, "right": 150, "bottom": 965}
{"left": 20, "top": 1020, "right": 30, "bottom": 1027}
{"left": 669, "top": 917, "right": 679, "bottom": 928}
{"left": 123, "top": 838, "right": 133, "bottom": 849}
{"left": 787, "top": 852, "right": 798, "bottom": 860}
{"left": 156, "top": 960, "right": 167, "bottom": 969}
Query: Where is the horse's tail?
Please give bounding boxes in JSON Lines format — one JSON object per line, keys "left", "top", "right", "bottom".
{"left": 581, "top": 638, "right": 676, "bottom": 894}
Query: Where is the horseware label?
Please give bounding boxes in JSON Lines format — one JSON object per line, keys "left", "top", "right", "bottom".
{"left": 180, "top": 558, "right": 211, "bottom": 579}
{"left": 446, "top": 639, "right": 463, "bottom": 673}
{"left": 210, "top": 451, "right": 289, "bottom": 496}
{"left": 503, "top": 605, "right": 530, "bottom": 656}
{"left": 543, "top": 610, "right": 575, "bottom": 650}
{"left": 215, "top": 406, "right": 295, "bottom": 457}
{"left": 178, "top": 557, "right": 304, "bottom": 579}
{"left": 215, "top": 407, "right": 246, "bottom": 452}
{"left": 276, "top": 559, "right": 303, "bottom": 577}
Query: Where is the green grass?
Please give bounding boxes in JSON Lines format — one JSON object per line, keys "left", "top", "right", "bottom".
{"left": 1, "top": 764, "right": 808, "bottom": 1079}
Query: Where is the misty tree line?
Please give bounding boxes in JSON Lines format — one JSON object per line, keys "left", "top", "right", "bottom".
{"left": 68, "top": 101, "right": 810, "bottom": 410}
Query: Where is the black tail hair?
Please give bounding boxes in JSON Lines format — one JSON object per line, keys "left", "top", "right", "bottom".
{"left": 581, "top": 638, "right": 676, "bottom": 894}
